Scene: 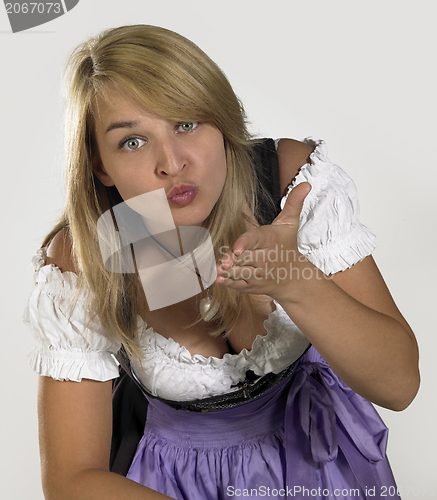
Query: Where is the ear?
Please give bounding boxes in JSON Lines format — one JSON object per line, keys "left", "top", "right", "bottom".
{"left": 91, "top": 149, "right": 115, "bottom": 187}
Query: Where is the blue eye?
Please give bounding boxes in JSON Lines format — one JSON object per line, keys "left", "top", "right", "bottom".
{"left": 121, "top": 137, "right": 146, "bottom": 151}
{"left": 177, "top": 122, "right": 198, "bottom": 133}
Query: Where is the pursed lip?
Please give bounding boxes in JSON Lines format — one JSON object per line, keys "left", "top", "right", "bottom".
{"left": 166, "top": 183, "right": 198, "bottom": 199}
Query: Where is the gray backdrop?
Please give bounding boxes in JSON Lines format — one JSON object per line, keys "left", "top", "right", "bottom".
{"left": 1, "top": 0, "right": 435, "bottom": 498}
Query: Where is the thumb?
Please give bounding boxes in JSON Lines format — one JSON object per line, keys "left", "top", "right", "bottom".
{"left": 273, "top": 182, "right": 312, "bottom": 226}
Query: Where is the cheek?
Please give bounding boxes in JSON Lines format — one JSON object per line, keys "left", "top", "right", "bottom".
{"left": 211, "top": 142, "right": 227, "bottom": 186}
{"left": 99, "top": 157, "right": 152, "bottom": 199}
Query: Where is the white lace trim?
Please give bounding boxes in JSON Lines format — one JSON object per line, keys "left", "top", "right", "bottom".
{"left": 131, "top": 302, "right": 310, "bottom": 400}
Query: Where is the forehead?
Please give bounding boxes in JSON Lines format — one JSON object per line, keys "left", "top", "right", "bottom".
{"left": 93, "top": 86, "right": 161, "bottom": 133}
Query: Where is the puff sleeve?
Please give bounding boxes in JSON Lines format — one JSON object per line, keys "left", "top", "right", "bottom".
{"left": 281, "top": 138, "right": 376, "bottom": 275}
{"left": 23, "top": 248, "right": 121, "bottom": 382}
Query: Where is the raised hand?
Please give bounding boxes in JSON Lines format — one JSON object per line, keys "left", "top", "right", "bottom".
{"left": 216, "top": 182, "right": 317, "bottom": 302}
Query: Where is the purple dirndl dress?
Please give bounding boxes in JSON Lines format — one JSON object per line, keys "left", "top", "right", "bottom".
{"left": 126, "top": 347, "right": 399, "bottom": 500}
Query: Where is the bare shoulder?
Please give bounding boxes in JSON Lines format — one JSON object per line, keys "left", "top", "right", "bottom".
{"left": 276, "top": 138, "right": 314, "bottom": 196}
{"left": 45, "top": 227, "right": 78, "bottom": 273}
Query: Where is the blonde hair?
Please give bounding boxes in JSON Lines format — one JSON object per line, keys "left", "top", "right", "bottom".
{"left": 43, "top": 25, "right": 269, "bottom": 358}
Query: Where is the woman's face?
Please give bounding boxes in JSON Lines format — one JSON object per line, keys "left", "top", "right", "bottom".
{"left": 93, "top": 87, "right": 227, "bottom": 227}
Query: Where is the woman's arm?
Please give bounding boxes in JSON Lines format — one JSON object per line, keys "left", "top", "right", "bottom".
{"left": 38, "top": 376, "right": 172, "bottom": 500}
{"left": 38, "top": 231, "right": 173, "bottom": 500}
{"left": 276, "top": 254, "right": 419, "bottom": 411}
{"left": 217, "top": 139, "right": 419, "bottom": 411}
{"left": 277, "top": 139, "right": 419, "bottom": 410}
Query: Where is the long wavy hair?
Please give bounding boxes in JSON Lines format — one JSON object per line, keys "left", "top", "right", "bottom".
{"left": 43, "top": 25, "right": 270, "bottom": 358}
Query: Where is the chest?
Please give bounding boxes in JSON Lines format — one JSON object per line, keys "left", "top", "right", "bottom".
{"left": 139, "top": 294, "right": 275, "bottom": 358}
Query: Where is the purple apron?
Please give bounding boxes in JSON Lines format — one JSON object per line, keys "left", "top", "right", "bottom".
{"left": 127, "top": 347, "right": 400, "bottom": 499}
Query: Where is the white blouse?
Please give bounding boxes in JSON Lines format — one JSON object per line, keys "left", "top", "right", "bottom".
{"left": 24, "top": 138, "right": 376, "bottom": 401}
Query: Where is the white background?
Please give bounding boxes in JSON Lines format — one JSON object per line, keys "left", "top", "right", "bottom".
{"left": 1, "top": 0, "right": 436, "bottom": 498}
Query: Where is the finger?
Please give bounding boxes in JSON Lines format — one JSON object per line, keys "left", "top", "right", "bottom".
{"left": 232, "top": 227, "right": 271, "bottom": 256}
{"left": 219, "top": 250, "right": 236, "bottom": 270}
{"left": 231, "top": 249, "right": 263, "bottom": 268}
{"left": 232, "top": 234, "right": 252, "bottom": 257}
{"left": 216, "top": 274, "right": 253, "bottom": 292}
{"left": 218, "top": 265, "right": 257, "bottom": 282}
{"left": 273, "top": 182, "right": 312, "bottom": 227}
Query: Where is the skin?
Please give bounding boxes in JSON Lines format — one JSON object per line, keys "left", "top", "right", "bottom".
{"left": 38, "top": 89, "right": 420, "bottom": 499}
{"left": 93, "top": 87, "right": 227, "bottom": 228}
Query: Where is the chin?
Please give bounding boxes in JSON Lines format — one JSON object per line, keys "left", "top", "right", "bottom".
{"left": 171, "top": 209, "right": 212, "bottom": 228}
{"left": 173, "top": 218, "right": 208, "bottom": 228}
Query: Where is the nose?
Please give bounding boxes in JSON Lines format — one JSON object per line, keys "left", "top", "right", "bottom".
{"left": 156, "top": 137, "right": 186, "bottom": 177}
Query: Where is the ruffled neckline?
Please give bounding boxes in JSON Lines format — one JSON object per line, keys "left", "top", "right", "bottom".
{"left": 133, "top": 302, "right": 283, "bottom": 367}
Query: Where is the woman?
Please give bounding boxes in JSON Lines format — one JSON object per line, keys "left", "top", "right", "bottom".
{"left": 25, "top": 24, "right": 419, "bottom": 499}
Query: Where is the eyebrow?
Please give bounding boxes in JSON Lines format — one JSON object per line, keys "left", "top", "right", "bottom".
{"left": 105, "top": 120, "right": 140, "bottom": 134}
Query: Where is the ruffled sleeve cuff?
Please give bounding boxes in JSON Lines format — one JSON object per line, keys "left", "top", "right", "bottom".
{"left": 24, "top": 248, "right": 121, "bottom": 382}
{"left": 281, "top": 138, "right": 376, "bottom": 275}
{"left": 303, "top": 223, "right": 376, "bottom": 275}
{"left": 29, "top": 346, "right": 120, "bottom": 382}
